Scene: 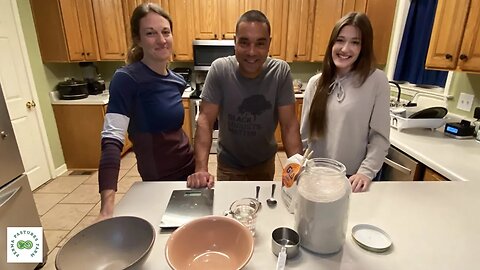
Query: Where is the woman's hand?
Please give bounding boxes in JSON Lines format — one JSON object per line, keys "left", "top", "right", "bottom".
{"left": 349, "top": 173, "right": 371, "bottom": 192}
{"left": 187, "top": 171, "right": 215, "bottom": 189}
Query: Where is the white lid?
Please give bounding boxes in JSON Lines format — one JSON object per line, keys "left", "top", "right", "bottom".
{"left": 352, "top": 224, "right": 392, "bottom": 252}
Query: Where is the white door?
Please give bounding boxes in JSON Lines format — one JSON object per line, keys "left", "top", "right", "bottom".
{"left": 0, "top": 0, "right": 53, "bottom": 189}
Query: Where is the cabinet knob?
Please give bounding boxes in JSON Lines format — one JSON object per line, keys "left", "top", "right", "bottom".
{"left": 445, "top": 54, "right": 452, "bottom": 60}
{"left": 459, "top": 54, "right": 468, "bottom": 61}
{"left": 121, "top": 53, "right": 125, "bottom": 56}
{"left": 214, "top": 34, "right": 217, "bottom": 39}
{"left": 222, "top": 34, "right": 225, "bottom": 39}
{"left": 86, "top": 52, "right": 90, "bottom": 56}
{"left": 294, "top": 54, "right": 298, "bottom": 58}
{"left": 81, "top": 52, "right": 85, "bottom": 56}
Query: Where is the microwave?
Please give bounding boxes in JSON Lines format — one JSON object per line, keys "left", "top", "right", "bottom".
{"left": 193, "top": 40, "right": 235, "bottom": 71}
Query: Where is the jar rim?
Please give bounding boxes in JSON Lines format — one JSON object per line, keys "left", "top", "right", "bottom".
{"left": 305, "top": 158, "right": 346, "bottom": 174}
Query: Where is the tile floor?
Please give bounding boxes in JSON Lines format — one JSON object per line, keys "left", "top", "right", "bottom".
{"left": 33, "top": 150, "right": 288, "bottom": 269}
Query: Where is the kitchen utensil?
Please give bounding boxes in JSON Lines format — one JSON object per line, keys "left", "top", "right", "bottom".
{"left": 55, "top": 216, "right": 155, "bottom": 270}
{"left": 352, "top": 224, "right": 392, "bottom": 253}
{"left": 295, "top": 158, "right": 350, "bottom": 254}
{"left": 255, "top": 185, "right": 261, "bottom": 206}
{"left": 165, "top": 216, "right": 254, "bottom": 270}
{"left": 225, "top": 197, "right": 261, "bottom": 235}
{"left": 408, "top": 106, "right": 447, "bottom": 119}
{"left": 272, "top": 227, "right": 300, "bottom": 260}
{"left": 267, "top": 183, "right": 277, "bottom": 208}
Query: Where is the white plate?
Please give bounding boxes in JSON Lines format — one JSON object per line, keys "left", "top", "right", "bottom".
{"left": 352, "top": 224, "right": 392, "bottom": 252}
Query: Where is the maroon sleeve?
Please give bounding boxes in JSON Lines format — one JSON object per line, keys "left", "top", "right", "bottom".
{"left": 98, "top": 137, "right": 124, "bottom": 192}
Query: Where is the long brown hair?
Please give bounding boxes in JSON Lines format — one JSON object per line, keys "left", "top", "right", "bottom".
{"left": 308, "top": 12, "right": 376, "bottom": 138}
{"left": 126, "top": 3, "right": 173, "bottom": 64}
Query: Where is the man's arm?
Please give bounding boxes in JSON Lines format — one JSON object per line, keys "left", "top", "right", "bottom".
{"left": 187, "top": 100, "right": 219, "bottom": 188}
{"left": 278, "top": 104, "right": 302, "bottom": 157}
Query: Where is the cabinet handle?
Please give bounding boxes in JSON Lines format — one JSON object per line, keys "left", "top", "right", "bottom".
{"left": 459, "top": 54, "right": 468, "bottom": 61}
{"left": 0, "top": 131, "right": 7, "bottom": 139}
{"left": 445, "top": 54, "right": 452, "bottom": 60}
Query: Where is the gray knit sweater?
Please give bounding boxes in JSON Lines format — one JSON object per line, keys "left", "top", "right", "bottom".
{"left": 300, "top": 69, "right": 390, "bottom": 179}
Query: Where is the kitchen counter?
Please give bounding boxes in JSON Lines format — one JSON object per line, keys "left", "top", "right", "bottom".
{"left": 389, "top": 127, "right": 479, "bottom": 181}
{"left": 50, "top": 90, "right": 110, "bottom": 105}
{"left": 115, "top": 180, "right": 480, "bottom": 270}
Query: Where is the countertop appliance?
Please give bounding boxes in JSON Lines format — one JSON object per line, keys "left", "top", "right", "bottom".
{"left": 444, "top": 120, "right": 475, "bottom": 139}
{"left": 193, "top": 40, "right": 235, "bottom": 71}
{"left": 0, "top": 84, "right": 48, "bottom": 269}
{"left": 56, "top": 78, "right": 89, "bottom": 100}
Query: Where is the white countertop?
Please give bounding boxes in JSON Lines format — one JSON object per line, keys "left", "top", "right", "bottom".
{"left": 50, "top": 90, "right": 110, "bottom": 105}
{"left": 115, "top": 181, "right": 480, "bottom": 270}
{"left": 390, "top": 127, "right": 479, "bottom": 181}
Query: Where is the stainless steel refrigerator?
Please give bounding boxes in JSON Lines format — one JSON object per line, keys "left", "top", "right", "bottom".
{"left": 0, "top": 84, "right": 48, "bottom": 269}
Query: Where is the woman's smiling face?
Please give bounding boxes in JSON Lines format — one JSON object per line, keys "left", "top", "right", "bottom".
{"left": 332, "top": 25, "right": 362, "bottom": 76}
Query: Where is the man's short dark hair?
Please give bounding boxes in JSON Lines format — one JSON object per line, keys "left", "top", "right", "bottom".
{"left": 235, "top": 10, "right": 271, "bottom": 36}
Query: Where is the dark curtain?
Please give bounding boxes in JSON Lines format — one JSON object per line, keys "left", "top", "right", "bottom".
{"left": 393, "top": 0, "right": 448, "bottom": 87}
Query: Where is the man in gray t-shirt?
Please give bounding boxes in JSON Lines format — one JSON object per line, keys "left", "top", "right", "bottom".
{"left": 187, "top": 10, "right": 302, "bottom": 188}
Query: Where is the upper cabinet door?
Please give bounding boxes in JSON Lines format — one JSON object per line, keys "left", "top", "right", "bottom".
{"left": 342, "top": 0, "right": 367, "bottom": 16}
{"left": 263, "top": 0, "right": 288, "bottom": 59}
{"left": 58, "top": 0, "right": 88, "bottom": 61}
{"left": 457, "top": 0, "right": 480, "bottom": 72}
{"left": 193, "top": 0, "right": 219, "bottom": 40}
{"left": 169, "top": 0, "right": 195, "bottom": 60}
{"left": 92, "top": 0, "right": 127, "bottom": 60}
{"left": 286, "top": 0, "right": 315, "bottom": 62}
{"left": 310, "top": 0, "right": 343, "bottom": 62}
{"left": 426, "top": 0, "right": 470, "bottom": 70}
{"left": 365, "top": 0, "right": 397, "bottom": 65}
{"left": 219, "top": 0, "right": 245, "bottom": 40}
{"left": 75, "top": 0, "right": 99, "bottom": 61}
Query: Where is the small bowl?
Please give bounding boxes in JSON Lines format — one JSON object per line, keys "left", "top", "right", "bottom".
{"left": 272, "top": 227, "right": 300, "bottom": 259}
{"left": 166, "top": 215, "right": 254, "bottom": 270}
{"left": 56, "top": 216, "right": 155, "bottom": 270}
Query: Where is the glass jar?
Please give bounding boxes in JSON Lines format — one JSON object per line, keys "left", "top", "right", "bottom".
{"left": 294, "top": 158, "right": 351, "bottom": 254}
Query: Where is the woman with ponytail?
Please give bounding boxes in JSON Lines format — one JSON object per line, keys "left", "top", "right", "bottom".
{"left": 300, "top": 12, "right": 390, "bottom": 192}
{"left": 97, "top": 3, "right": 195, "bottom": 221}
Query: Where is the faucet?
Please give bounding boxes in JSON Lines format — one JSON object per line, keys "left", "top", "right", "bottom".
{"left": 389, "top": 81, "right": 401, "bottom": 103}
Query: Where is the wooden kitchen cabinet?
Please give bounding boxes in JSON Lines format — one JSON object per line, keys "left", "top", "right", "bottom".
{"left": 31, "top": 0, "right": 128, "bottom": 62}
{"left": 92, "top": 0, "right": 128, "bottom": 60}
{"left": 310, "top": 0, "right": 343, "bottom": 62}
{"left": 182, "top": 99, "right": 193, "bottom": 143}
{"left": 168, "top": 0, "right": 195, "bottom": 61}
{"left": 426, "top": 0, "right": 480, "bottom": 72}
{"left": 285, "top": 0, "right": 315, "bottom": 62}
{"left": 30, "top": 0, "right": 99, "bottom": 62}
{"left": 423, "top": 167, "right": 448, "bottom": 181}
{"left": 193, "top": 0, "right": 220, "bottom": 40}
{"left": 263, "top": 0, "right": 289, "bottom": 59}
{"left": 53, "top": 105, "right": 132, "bottom": 169}
{"left": 310, "top": 0, "right": 396, "bottom": 64}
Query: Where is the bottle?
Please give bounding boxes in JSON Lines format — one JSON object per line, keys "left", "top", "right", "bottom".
{"left": 294, "top": 158, "right": 351, "bottom": 254}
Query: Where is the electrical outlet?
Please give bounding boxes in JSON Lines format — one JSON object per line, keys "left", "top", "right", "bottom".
{"left": 457, "top": 92, "right": 475, "bottom": 112}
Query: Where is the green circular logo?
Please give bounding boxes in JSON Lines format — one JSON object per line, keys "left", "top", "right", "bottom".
{"left": 17, "top": 240, "right": 34, "bottom": 250}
